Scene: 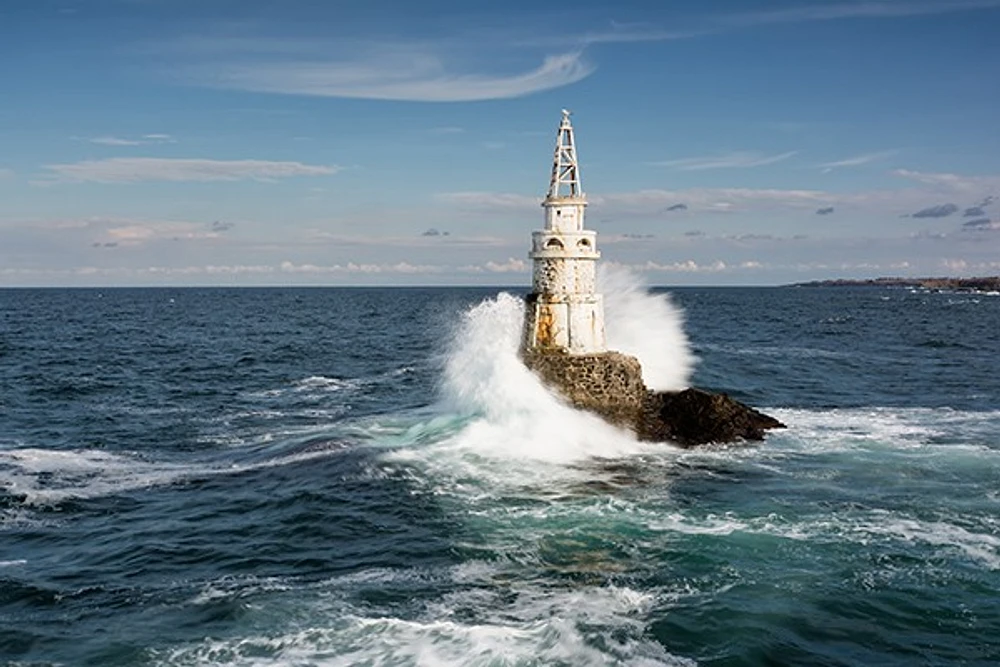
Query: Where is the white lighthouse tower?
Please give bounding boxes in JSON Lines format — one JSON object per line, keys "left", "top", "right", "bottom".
{"left": 522, "top": 110, "right": 607, "bottom": 354}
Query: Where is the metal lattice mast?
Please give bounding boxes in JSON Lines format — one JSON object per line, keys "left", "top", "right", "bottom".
{"left": 547, "top": 109, "right": 582, "bottom": 199}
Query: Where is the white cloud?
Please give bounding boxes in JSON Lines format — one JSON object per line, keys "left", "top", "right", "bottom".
{"left": 279, "top": 261, "right": 443, "bottom": 274}
{"left": 604, "top": 260, "right": 730, "bottom": 273}
{"left": 566, "top": 1, "right": 1000, "bottom": 48}
{"left": 195, "top": 51, "right": 592, "bottom": 102}
{"left": 103, "top": 221, "right": 223, "bottom": 244}
{"left": 44, "top": 158, "right": 339, "bottom": 183}
{"left": 892, "top": 169, "right": 1000, "bottom": 194}
{"left": 818, "top": 150, "right": 897, "bottom": 170}
{"left": 728, "top": 0, "right": 1000, "bottom": 25}
{"left": 90, "top": 136, "right": 143, "bottom": 146}
{"left": 307, "top": 231, "right": 515, "bottom": 248}
{"left": 595, "top": 187, "right": 830, "bottom": 213}
{"left": 439, "top": 185, "right": 836, "bottom": 218}
{"left": 651, "top": 151, "right": 797, "bottom": 170}
{"left": 436, "top": 192, "right": 541, "bottom": 210}
{"left": 440, "top": 170, "right": 1000, "bottom": 219}
{"left": 88, "top": 134, "right": 175, "bottom": 146}
{"left": 0, "top": 216, "right": 236, "bottom": 251}
{"left": 0, "top": 168, "right": 14, "bottom": 179}
{"left": 483, "top": 258, "right": 528, "bottom": 273}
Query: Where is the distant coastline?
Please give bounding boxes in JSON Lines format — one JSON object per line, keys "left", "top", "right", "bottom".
{"left": 791, "top": 276, "right": 1000, "bottom": 292}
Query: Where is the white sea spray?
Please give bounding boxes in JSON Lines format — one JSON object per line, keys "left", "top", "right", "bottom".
{"left": 600, "top": 265, "right": 696, "bottom": 391}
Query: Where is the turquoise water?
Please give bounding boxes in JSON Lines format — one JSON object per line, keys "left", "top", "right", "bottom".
{"left": 1, "top": 280, "right": 998, "bottom": 665}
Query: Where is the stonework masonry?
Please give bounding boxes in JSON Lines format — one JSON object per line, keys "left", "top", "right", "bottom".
{"left": 521, "top": 350, "right": 646, "bottom": 429}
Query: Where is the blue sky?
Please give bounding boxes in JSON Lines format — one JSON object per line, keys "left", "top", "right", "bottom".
{"left": 1, "top": 0, "right": 999, "bottom": 286}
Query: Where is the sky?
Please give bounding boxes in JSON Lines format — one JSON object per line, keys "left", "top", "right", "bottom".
{"left": 1, "top": 0, "right": 999, "bottom": 286}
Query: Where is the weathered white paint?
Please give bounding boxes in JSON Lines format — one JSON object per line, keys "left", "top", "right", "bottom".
{"left": 523, "top": 110, "right": 607, "bottom": 355}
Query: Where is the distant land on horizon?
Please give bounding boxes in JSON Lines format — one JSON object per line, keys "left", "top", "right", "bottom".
{"left": 791, "top": 276, "right": 1000, "bottom": 291}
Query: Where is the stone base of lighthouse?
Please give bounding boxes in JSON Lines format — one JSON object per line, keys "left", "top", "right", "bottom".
{"left": 520, "top": 349, "right": 647, "bottom": 429}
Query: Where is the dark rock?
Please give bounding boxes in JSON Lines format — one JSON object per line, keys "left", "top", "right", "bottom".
{"left": 638, "top": 388, "right": 785, "bottom": 447}
{"left": 522, "top": 350, "right": 784, "bottom": 446}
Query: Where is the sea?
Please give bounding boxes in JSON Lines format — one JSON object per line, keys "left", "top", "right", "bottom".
{"left": 1, "top": 269, "right": 998, "bottom": 666}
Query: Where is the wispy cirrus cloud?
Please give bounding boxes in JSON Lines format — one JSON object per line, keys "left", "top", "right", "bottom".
{"left": 0, "top": 216, "right": 234, "bottom": 253}
{"left": 278, "top": 260, "right": 443, "bottom": 274}
{"left": 187, "top": 49, "right": 592, "bottom": 102}
{"left": 606, "top": 259, "right": 731, "bottom": 273}
{"left": 427, "top": 126, "right": 466, "bottom": 135}
{"left": 438, "top": 186, "right": 834, "bottom": 218}
{"left": 307, "top": 230, "right": 513, "bottom": 248}
{"left": 43, "top": 158, "right": 339, "bottom": 184}
{"left": 88, "top": 134, "right": 175, "bottom": 146}
{"left": 651, "top": 151, "right": 797, "bottom": 170}
{"left": 435, "top": 192, "right": 541, "bottom": 210}
{"left": 596, "top": 187, "right": 830, "bottom": 213}
{"left": 892, "top": 169, "right": 1000, "bottom": 194}
{"left": 437, "top": 168, "right": 1000, "bottom": 219}
{"left": 722, "top": 0, "right": 1000, "bottom": 27}
{"left": 0, "top": 259, "right": 534, "bottom": 282}
{"left": 158, "top": 1, "right": 1000, "bottom": 104}
{"left": 567, "top": 0, "right": 1000, "bottom": 46}
{"left": 817, "top": 150, "right": 897, "bottom": 170}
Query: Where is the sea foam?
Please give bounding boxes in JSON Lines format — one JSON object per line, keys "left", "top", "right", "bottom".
{"left": 436, "top": 292, "right": 644, "bottom": 467}
{"left": 428, "top": 269, "right": 695, "bottom": 467}
{"left": 601, "top": 265, "right": 695, "bottom": 391}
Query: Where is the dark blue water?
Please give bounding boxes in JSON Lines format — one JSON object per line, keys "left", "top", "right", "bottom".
{"left": 1, "top": 284, "right": 998, "bottom": 665}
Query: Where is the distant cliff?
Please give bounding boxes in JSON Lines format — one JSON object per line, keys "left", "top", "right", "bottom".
{"left": 792, "top": 276, "right": 1000, "bottom": 292}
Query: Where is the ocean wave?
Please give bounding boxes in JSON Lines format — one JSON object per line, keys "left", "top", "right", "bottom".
{"left": 434, "top": 292, "right": 652, "bottom": 467}
{"left": 158, "top": 564, "right": 694, "bottom": 667}
{"left": 0, "top": 441, "right": 354, "bottom": 510}
{"left": 765, "top": 407, "right": 1000, "bottom": 454}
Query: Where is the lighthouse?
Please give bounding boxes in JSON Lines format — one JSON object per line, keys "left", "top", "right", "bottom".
{"left": 522, "top": 110, "right": 607, "bottom": 354}
{"left": 518, "top": 112, "right": 786, "bottom": 443}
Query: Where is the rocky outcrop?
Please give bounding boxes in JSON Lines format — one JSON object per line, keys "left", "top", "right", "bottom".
{"left": 522, "top": 351, "right": 784, "bottom": 447}
{"left": 637, "top": 388, "right": 784, "bottom": 447}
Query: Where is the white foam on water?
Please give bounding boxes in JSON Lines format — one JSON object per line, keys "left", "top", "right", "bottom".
{"left": 189, "top": 575, "right": 295, "bottom": 606}
{"left": 646, "top": 511, "right": 755, "bottom": 537}
{"left": 0, "top": 443, "right": 351, "bottom": 508}
{"left": 639, "top": 506, "right": 1000, "bottom": 571}
{"left": 429, "top": 292, "right": 654, "bottom": 469}
{"left": 399, "top": 274, "right": 696, "bottom": 477}
{"left": 0, "top": 448, "right": 186, "bottom": 506}
{"left": 243, "top": 375, "right": 363, "bottom": 402}
{"left": 160, "top": 564, "right": 695, "bottom": 667}
{"left": 763, "top": 407, "right": 1000, "bottom": 457}
{"left": 600, "top": 265, "right": 695, "bottom": 391}
{"left": 852, "top": 516, "right": 1000, "bottom": 570}
{"left": 294, "top": 375, "right": 359, "bottom": 392}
